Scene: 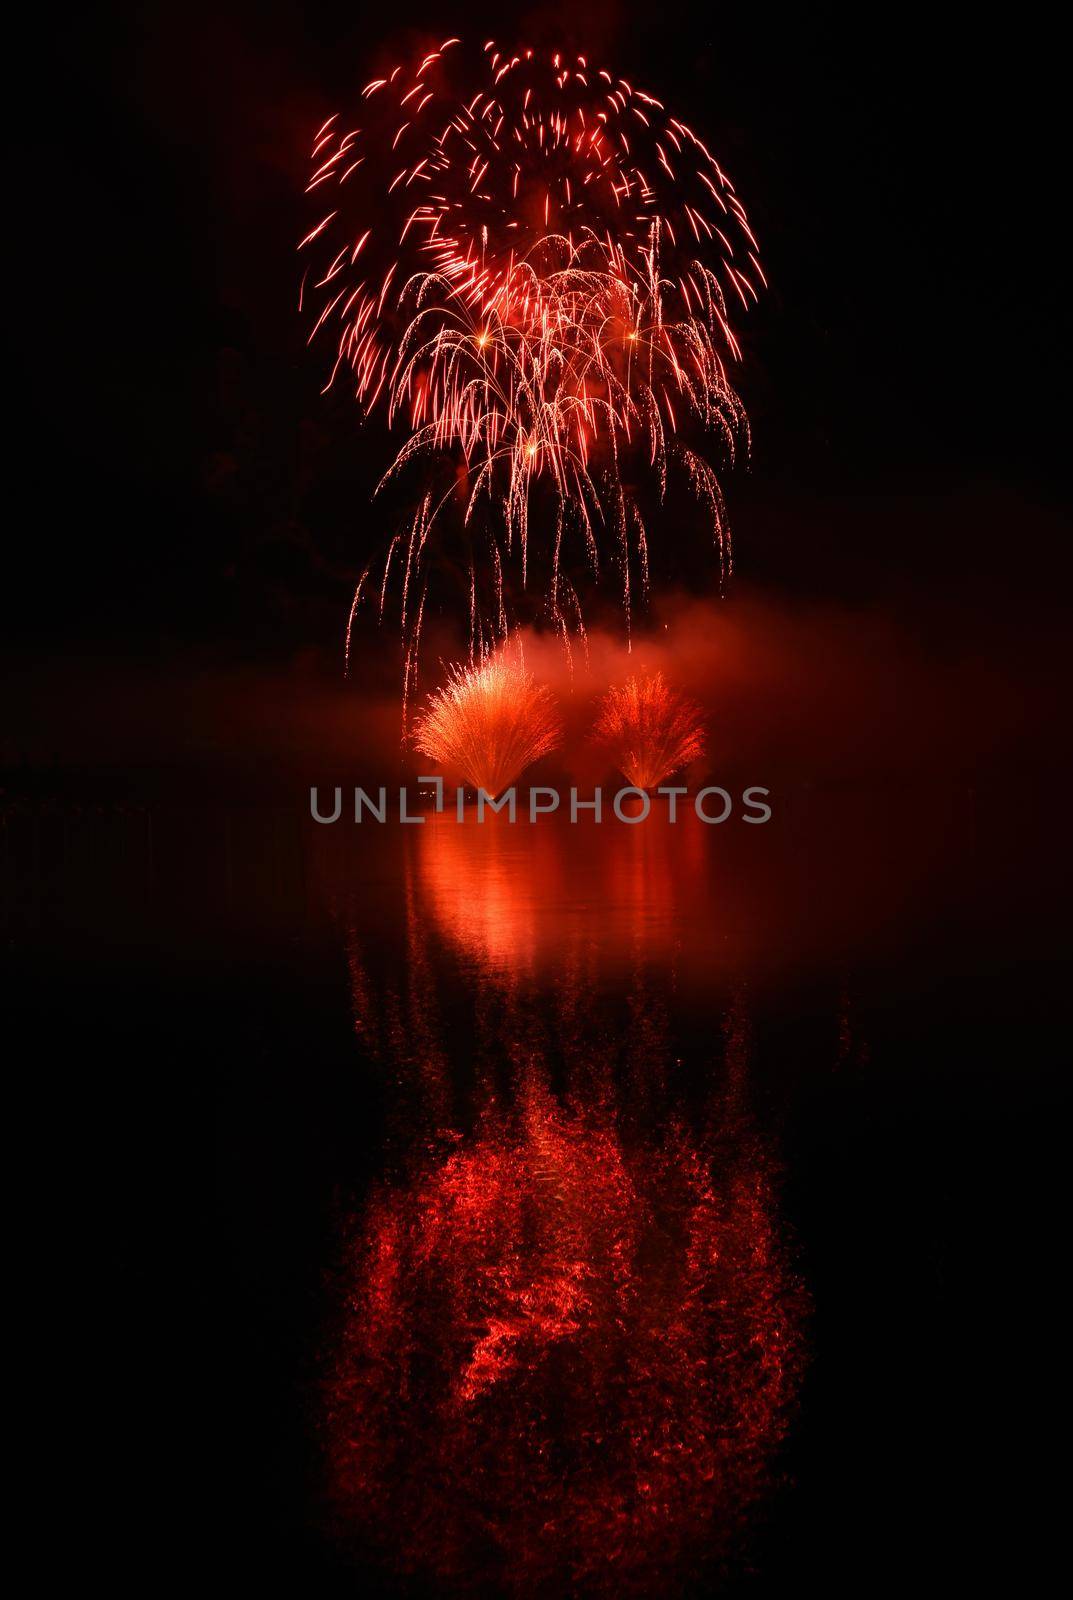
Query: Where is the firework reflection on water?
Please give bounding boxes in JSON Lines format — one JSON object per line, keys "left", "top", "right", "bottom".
{"left": 324, "top": 970, "right": 807, "bottom": 1594}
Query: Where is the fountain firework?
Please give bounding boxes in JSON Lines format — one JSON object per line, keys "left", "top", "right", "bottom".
{"left": 303, "top": 39, "right": 762, "bottom": 675}
{"left": 412, "top": 646, "right": 562, "bottom": 795}
{"left": 594, "top": 670, "right": 706, "bottom": 788}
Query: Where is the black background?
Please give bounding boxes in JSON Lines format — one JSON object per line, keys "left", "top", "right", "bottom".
{"left": 11, "top": 0, "right": 1071, "bottom": 662}
{"left": 7, "top": 4, "right": 1070, "bottom": 1592}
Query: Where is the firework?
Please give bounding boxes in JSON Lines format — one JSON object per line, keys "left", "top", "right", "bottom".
{"left": 412, "top": 647, "right": 562, "bottom": 795}
{"left": 303, "top": 39, "right": 762, "bottom": 669}
{"left": 593, "top": 670, "right": 706, "bottom": 788}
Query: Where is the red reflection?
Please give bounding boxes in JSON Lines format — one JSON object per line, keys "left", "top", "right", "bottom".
{"left": 414, "top": 808, "right": 711, "bottom": 977}
{"left": 414, "top": 808, "right": 568, "bottom": 974}
{"left": 324, "top": 1066, "right": 806, "bottom": 1592}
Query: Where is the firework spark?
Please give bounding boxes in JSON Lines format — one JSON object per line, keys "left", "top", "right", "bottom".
{"left": 412, "top": 646, "right": 562, "bottom": 795}
{"left": 302, "top": 39, "right": 762, "bottom": 668}
{"left": 593, "top": 670, "right": 706, "bottom": 788}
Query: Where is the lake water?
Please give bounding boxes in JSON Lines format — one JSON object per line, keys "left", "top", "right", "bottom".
{"left": 6, "top": 780, "right": 1061, "bottom": 1592}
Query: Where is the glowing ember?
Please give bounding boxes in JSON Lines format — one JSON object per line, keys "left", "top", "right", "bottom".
{"left": 324, "top": 1073, "right": 806, "bottom": 1592}
{"left": 593, "top": 670, "right": 706, "bottom": 788}
{"left": 303, "top": 39, "right": 762, "bottom": 669}
{"left": 412, "top": 647, "right": 562, "bottom": 794}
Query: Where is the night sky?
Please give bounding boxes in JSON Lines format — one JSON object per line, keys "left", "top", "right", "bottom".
{"left": 7, "top": 10, "right": 1070, "bottom": 1593}
{"left": 13, "top": 1, "right": 1070, "bottom": 668}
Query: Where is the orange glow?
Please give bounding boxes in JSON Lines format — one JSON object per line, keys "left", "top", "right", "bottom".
{"left": 593, "top": 670, "right": 706, "bottom": 788}
{"left": 412, "top": 646, "right": 562, "bottom": 795}
{"left": 409, "top": 807, "right": 709, "bottom": 977}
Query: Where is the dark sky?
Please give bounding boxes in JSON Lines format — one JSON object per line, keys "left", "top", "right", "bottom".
{"left": 8, "top": 19, "right": 1067, "bottom": 1596}
{"left": 12, "top": 1, "right": 1070, "bottom": 665}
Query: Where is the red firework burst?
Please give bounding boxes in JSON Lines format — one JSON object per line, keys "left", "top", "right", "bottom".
{"left": 412, "top": 644, "right": 562, "bottom": 795}
{"left": 303, "top": 39, "right": 763, "bottom": 672}
{"left": 594, "top": 670, "right": 706, "bottom": 788}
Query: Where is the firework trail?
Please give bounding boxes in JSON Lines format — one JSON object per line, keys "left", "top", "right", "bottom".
{"left": 303, "top": 38, "right": 762, "bottom": 674}
{"left": 412, "top": 645, "right": 562, "bottom": 795}
{"left": 593, "top": 670, "right": 706, "bottom": 788}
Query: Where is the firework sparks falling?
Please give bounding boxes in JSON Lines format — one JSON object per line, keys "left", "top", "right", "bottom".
{"left": 303, "top": 39, "right": 762, "bottom": 665}
{"left": 412, "top": 646, "right": 562, "bottom": 795}
{"left": 593, "top": 670, "right": 706, "bottom": 788}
